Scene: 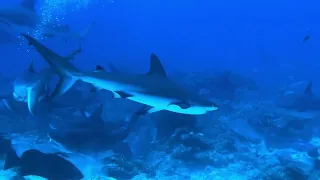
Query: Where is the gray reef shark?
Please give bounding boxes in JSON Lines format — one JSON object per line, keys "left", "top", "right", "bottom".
{"left": 21, "top": 33, "right": 218, "bottom": 115}
{"left": 276, "top": 81, "right": 320, "bottom": 112}
{"left": 0, "top": 0, "right": 94, "bottom": 44}
{"left": 0, "top": 59, "right": 53, "bottom": 116}
{"left": 0, "top": 46, "right": 81, "bottom": 116}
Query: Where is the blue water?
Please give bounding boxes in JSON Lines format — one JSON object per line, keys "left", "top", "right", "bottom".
{"left": 0, "top": 0, "right": 319, "bottom": 179}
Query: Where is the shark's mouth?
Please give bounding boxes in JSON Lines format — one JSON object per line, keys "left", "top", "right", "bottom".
{"left": 13, "top": 92, "right": 27, "bottom": 102}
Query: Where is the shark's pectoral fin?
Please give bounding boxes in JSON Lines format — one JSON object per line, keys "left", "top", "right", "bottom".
{"left": 27, "top": 88, "right": 39, "bottom": 116}
{"left": 136, "top": 105, "right": 162, "bottom": 115}
{"left": 51, "top": 77, "right": 78, "bottom": 98}
{"left": 113, "top": 91, "right": 133, "bottom": 99}
{"left": 168, "top": 101, "right": 191, "bottom": 109}
{"left": 49, "top": 124, "right": 57, "bottom": 130}
{"left": 1, "top": 99, "right": 15, "bottom": 112}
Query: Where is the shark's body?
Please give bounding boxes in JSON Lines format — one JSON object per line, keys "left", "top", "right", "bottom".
{"left": 41, "top": 21, "right": 96, "bottom": 42}
{"left": 0, "top": 60, "right": 52, "bottom": 116}
{"left": 0, "top": 0, "right": 38, "bottom": 28}
{"left": 277, "top": 81, "right": 320, "bottom": 111}
{"left": 22, "top": 33, "right": 218, "bottom": 115}
{"left": 0, "top": 0, "right": 94, "bottom": 44}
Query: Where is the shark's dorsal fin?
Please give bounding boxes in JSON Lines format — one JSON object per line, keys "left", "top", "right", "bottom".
{"left": 28, "top": 59, "right": 35, "bottom": 73}
{"left": 20, "top": 0, "right": 36, "bottom": 12}
{"left": 95, "top": 65, "right": 105, "bottom": 72}
{"left": 147, "top": 53, "right": 167, "bottom": 77}
{"left": 304, "top": 81, "right": 313, "bottom": 95}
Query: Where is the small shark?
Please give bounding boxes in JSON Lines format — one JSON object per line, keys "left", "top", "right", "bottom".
{"left": 0, "top": 46, "right": 83, "bottom": 117}
{"left": 0, "top": 0, "right": 38, "bottom": 28}
{"left": 22, "top": 33, "right": 218, "bottom": 115}
{"left": 0, "top": 59, "right": 53, "bottom": 116}
{"left": 41, "top": 21, "right": 96, "bottom": 43}
{"left": 0, "top": 0, "right": 94, "bottom": 44}
{"left": 277, "top": 81, "right": 320, "bottom": 112}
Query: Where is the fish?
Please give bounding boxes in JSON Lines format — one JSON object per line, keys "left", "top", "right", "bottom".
{"left": 303, "top": 35, "right": 310, "bottom": 42}
{"left": 0, "top": 0, "right": 38, "bottom": 29}
{"left": 21, "top": 33, "right": 219, "bottom": 115}
{"left": 0, "top": 41, "right": 84, "bottom": 116}
{"left": 276, "top": 81, "right": 320, "bottom": 112}
{"left": 4, "top": 145, "right": 84, "bottom": 179}
{"left": 0, "top": 59, "right": 53, "bottom": 116}
{"left": 0, "top": 0, "right": 94, "bottom": 44}
{"left": 41, "top": 21, "right": 96, "bottom": 43}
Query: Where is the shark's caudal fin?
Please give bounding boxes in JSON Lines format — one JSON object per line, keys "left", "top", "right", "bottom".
{"left": 304, "top": 81, "right": 313, "bottom": 95}
{"left": 147, "top": 53, "right": 167, "bottom": 77}
{"left": 20, "top": 0, "right": 37, "bottom": 12}
{"left": 21, "top": 33, "right": 80, "bottom": 98}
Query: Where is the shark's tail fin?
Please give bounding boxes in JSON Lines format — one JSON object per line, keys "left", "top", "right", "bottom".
{"left": 21, "top": 33, "right": 80, "bottom": 99}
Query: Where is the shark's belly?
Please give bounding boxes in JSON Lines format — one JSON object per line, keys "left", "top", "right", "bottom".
{"left": 127, "top": 92, "right": 172, "bottom": 108}
{"left": 13, "top": 83, "right": 47, "bottom": 103}
{"left": 127, "top": 92, "right": 207, "bottom": 115}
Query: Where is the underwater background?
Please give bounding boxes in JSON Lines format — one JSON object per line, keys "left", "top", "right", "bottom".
{"left": 0, "top": 0, "right": 319, "bottom": 179}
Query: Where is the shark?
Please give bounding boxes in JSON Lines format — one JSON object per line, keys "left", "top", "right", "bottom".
{"left": 0, "top": 45, "right": 82, "bottom": 116}
{"left": 21, "top": 33, "right": 219, "bottom": 115}
{"left": 276, "top": 81, "right": 320, "bottom": 112}
{"left": 0, "top": 0, "right": 94, "bottom": 44}
{"left": 0, "top": 59, "right": 53, "bottom": 116}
